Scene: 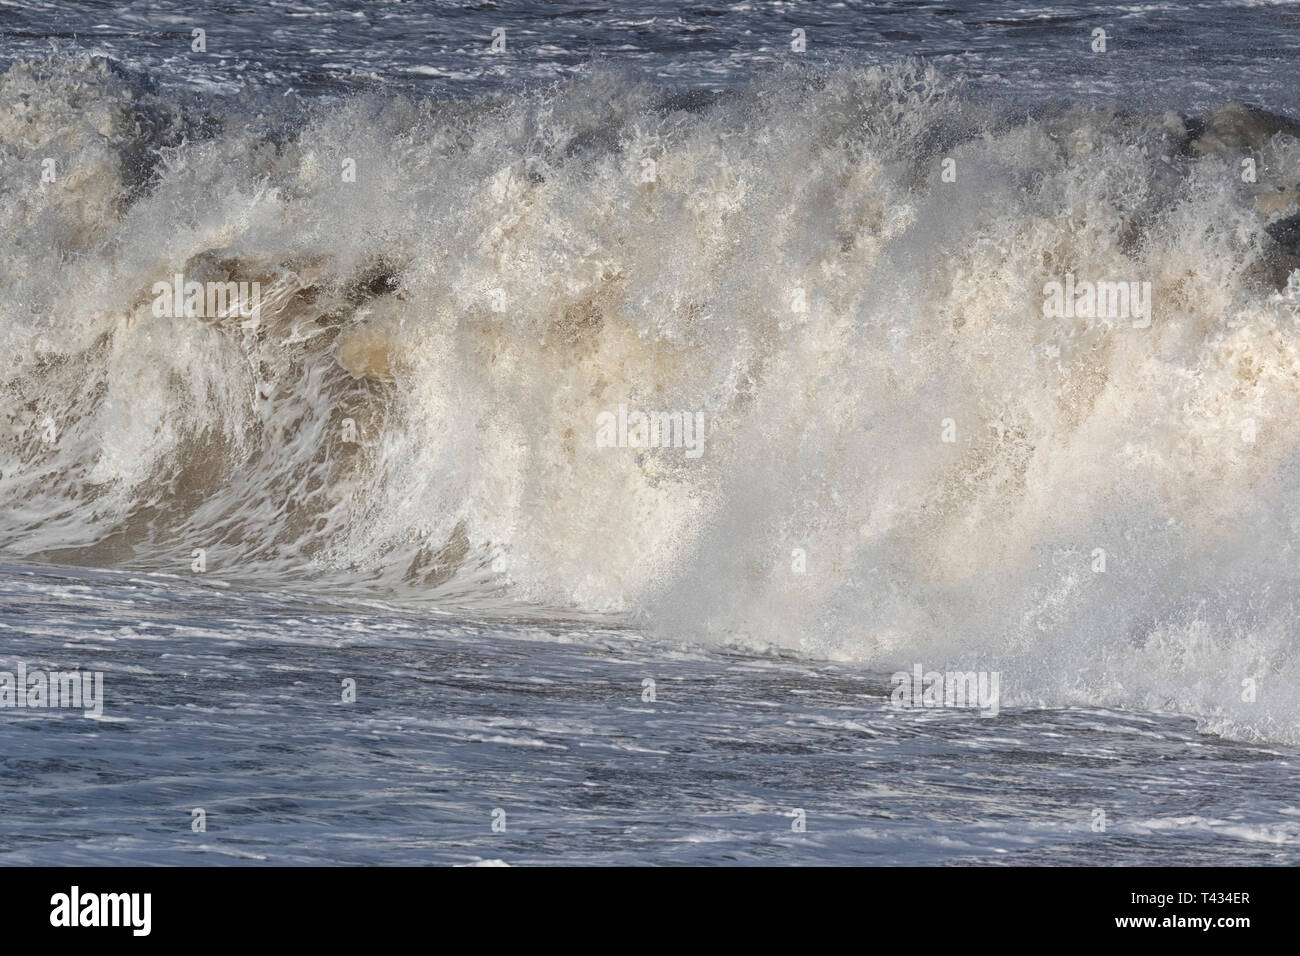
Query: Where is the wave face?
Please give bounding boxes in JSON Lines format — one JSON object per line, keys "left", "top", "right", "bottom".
{"left": 4, "top": 56, "right": 1300, "bottom": 743}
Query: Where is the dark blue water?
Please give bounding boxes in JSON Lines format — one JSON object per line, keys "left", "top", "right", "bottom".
{"left": 4, "top": 0, "right": 1300, "bottom": 111}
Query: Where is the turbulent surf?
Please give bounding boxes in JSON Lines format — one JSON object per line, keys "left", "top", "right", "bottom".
{"left": 4, "top": 53, "right": 1300, "bottom": 748}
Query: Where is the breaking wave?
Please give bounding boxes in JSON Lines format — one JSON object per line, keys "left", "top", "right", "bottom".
{"left": 5, "top": 55, "right": 1300, "bottom": 742}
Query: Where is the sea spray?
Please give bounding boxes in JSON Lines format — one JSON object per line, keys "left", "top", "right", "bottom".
{"left": 3, "top": 58, "right": 1300, "bottom": 743}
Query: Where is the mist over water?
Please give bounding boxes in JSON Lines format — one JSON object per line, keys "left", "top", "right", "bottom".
{"left": 3, "top": 44, "right": 1300, "bottom": 752}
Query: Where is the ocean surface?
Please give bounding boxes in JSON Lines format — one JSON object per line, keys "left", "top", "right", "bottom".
{"left": 2, "top": 1, "right": 1300, "bottom": 865}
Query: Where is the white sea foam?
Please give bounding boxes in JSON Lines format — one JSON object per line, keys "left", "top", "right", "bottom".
{"left": 4, "top": 56, "right": 1300, "bottom": 743}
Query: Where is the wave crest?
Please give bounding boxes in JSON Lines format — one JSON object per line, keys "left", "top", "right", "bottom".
{"left": 4, "top": 57, "right": 1300, "bottom": 741}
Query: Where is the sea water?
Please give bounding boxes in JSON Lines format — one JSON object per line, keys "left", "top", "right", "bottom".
{"left": 1, "top": 1, "right": 1299, "bottom": 864}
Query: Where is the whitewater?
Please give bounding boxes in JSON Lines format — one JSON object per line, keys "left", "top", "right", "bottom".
{"left": 2, "top": 1, "right": 1299, "bottom": 864}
